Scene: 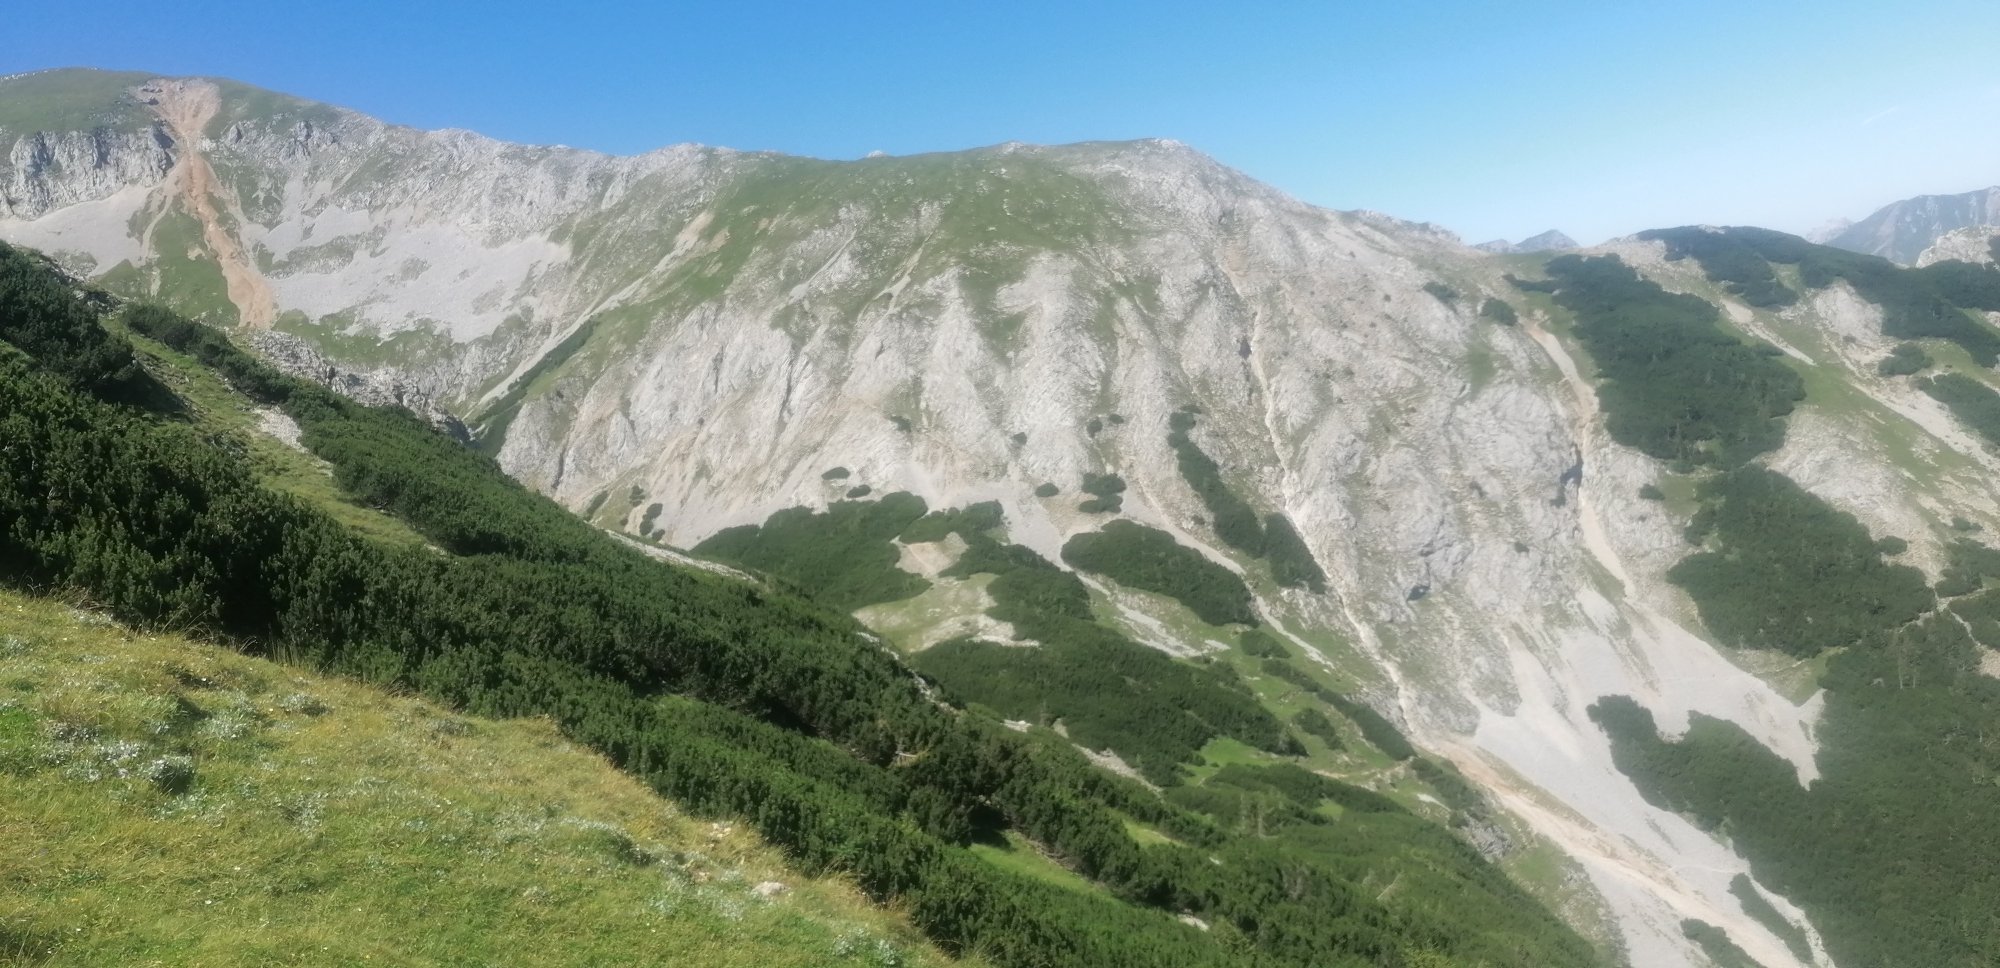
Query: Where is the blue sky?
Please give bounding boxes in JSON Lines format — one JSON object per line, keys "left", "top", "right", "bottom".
{"left": 10, "top": 1, "right": 2000, "bottom": 244}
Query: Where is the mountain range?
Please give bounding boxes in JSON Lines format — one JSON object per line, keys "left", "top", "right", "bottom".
{"left": 1818, "top": 185, "right": 2000, "bottom": 265}
{"left": 8, "top": 67, "right": 2000, "bottom": 968}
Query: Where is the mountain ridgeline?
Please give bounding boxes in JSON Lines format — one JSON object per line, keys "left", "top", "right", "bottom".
{"left": 12, "top": 69, "right": 2000, "bottom": 968}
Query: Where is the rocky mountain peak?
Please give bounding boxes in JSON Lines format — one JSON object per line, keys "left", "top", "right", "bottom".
{"left": 1472, "top": 228, "right": 1577, "bottom": 254}
{"left": 1824, "top": 183, "right": 2000, "bottom": 264}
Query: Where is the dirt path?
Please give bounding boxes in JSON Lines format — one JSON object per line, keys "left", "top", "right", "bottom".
{"left": 141, "top": 78, "right": 277, "bottom": 329}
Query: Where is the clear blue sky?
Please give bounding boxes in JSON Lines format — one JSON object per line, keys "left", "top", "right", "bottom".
{"left": 10, "top": 1, "right": 2000, "bottom": 244}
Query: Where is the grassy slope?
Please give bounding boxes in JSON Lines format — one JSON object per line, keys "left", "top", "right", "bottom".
{"left": 0, "top": 68, "right": 156, "bottom": 133}
{"left": 0, "top": 588, "right": 966, "bottom": 968}
{"left": 118, "top": 322, "right": 431, "bottom": 549}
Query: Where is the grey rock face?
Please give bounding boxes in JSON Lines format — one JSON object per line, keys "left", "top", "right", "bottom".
{"left": 248, "top": 331, "right": 470, "bottom": 440}
{"left": 1826, "top": 185, "right": 2000, "bottom": 265}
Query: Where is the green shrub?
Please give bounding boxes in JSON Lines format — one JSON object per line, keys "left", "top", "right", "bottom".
{"left": 1505, "top": 274, "right": 1558, "bottom": 294}
{"left": 1290, "top": 709, "right": 1344, "bottom": 750}
{"left": 1670, "top": 467, "right": 1931, "bottom": 656}
{"left": 1479, "top": 298, "right": 1519, "bottom": 325}
{"left": 1877, "top": 342, "right": 1932, "bottom": 376}
{"left": 900, "top": 501, "right": 1004, "bottom": 544}
{"left": 1033, "top": 482, "right": 1059, "bottom": 498}
{"left": 695, "top": 494, "right": 932, "bottom": 609}
{"left": 1238, "top": 628, "right": 1288, "bottom": 659}
{"left": 1679, "top": 920, "right": 1763, "bottom": 968}
{"left": 0, "top": 243, "right": 167, "bottom": 407}
{"left": 1326, "top": 694, "right": 1415, "bottom": 761}
{"left": 1082, "top": 472, "right": 1126, "bottom": 497}
{"left": 1167, "top": 413, "right": 1269, "bottom": 558}
{"left": 1078, "top": 472, "right": 1126, "bottom": 513}
{"left": 1262, "top": 515, "right": 1328, "bottom": 593}
{"left": 1062, "top": 521, "right": 1258, "bottom": 626}
{"left": 1544, "top": 254, "right": 1803, "bottom": 466}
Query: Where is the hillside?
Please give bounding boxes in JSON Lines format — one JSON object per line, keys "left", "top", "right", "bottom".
{"left": 0, "top": 589, "right": 964, "bottom": 968}
{"left": 14, "top": 68, "right": 2000, "bottom": 968}
{"left": 0, "top": 241, "right": 1600, "bottom": 967}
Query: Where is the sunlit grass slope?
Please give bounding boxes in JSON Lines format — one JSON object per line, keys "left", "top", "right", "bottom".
{"left": 0, "top": 589, "right": 965, "bottom": 968}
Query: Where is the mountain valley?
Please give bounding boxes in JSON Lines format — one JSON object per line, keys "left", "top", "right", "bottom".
{"left": 7, "top": 68, "right": 2000, "bottom": 968}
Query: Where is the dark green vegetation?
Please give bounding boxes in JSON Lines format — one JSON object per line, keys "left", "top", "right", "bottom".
{"left": 1290, "top": 708, "right": 1344, "bottom": 749}
{"left": 1679, "top": 920, "right": 1765, "bottom": 968}
{"left": 1479, "top": 298, "right": 1518, "bottom": 326}
{"left": 898, "top": 501, "right": 1004, "bottom": 544}
{"left": 0, "top": 246, "right": 1596, "bottom": 967}
{"left": 0, "top": 244, "right": 166, "bottom": 407}
{"left": 1936, "top": 538, "right": 2000, "bottom": 598}
{"left": 1877, "top": 342, "right": 1932, "bottom": 376}
{"left": 1062, "top": 521, "right": 1257, "bottom": 626}
{"left": 1589, "top": 643, "right": 2000, "bottom": 968}
{"left": 1730, "top": 875, "right": 1812, "bottom": 965}
{"left": 1669, "top": 467, "right": 1931, "bottom": 657}
{"left": 1078, "top": 471, "right": 1126, "bottom": 513}
{"left": 1168, "top": 409, "right": 1263, "bottom": 552}
{"left": 1546, "top": 236, "right": 2000, "bottom": 964}
{"left": 1919, "top": 372, "right": 2000, "bottom": 448}
{"left": 901, "top": 509, "right": 1288, "bottom": 781}
{"left": 1643, "top": 225, "right": 2000, "bottom": 365}
{"left": 1150, "top": 762, "right": 1561, "bottom": 961}
{"left": 1033, "top": 482, "right": 1059, "bottom": 498}
{"left": 1505, "top": 273, "right": 1559, "bottom": 295}
{"left": 1167, "top": 409, "right": 1327, "bottom": 591}
{"left": 1327, "top": 693, "right": 1417, "bottom": 762}
{"left": 1541, "top": 254, "right": 1803, "bottom": 466}
{"left": 915, "top": 633, "right": 1291, "bottom": 783}
{"left": 1256, "top": 656, "right": 1415, "bottom": 762}
{"left": 1238, "top": 628, "right": 1288, "bottom": 659}
{"left": 1422, "top": 281, "right": 1459, "bottom": 303}
{"left": 694, "top": 494, "right": 932, "bottom": 609}
{"left": 1262, "top": 515, "right": 1329, "bottom": 593}
{"left": 1592, "top": 562, "right": 2000, "bottom": 968}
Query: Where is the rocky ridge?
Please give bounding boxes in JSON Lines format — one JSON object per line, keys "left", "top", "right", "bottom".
{"left": 1825, "top": 184, "right": 2000, "bottom": 265}
{"left": 1473, "top": 228, "right": 1579, "bottom": 254}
